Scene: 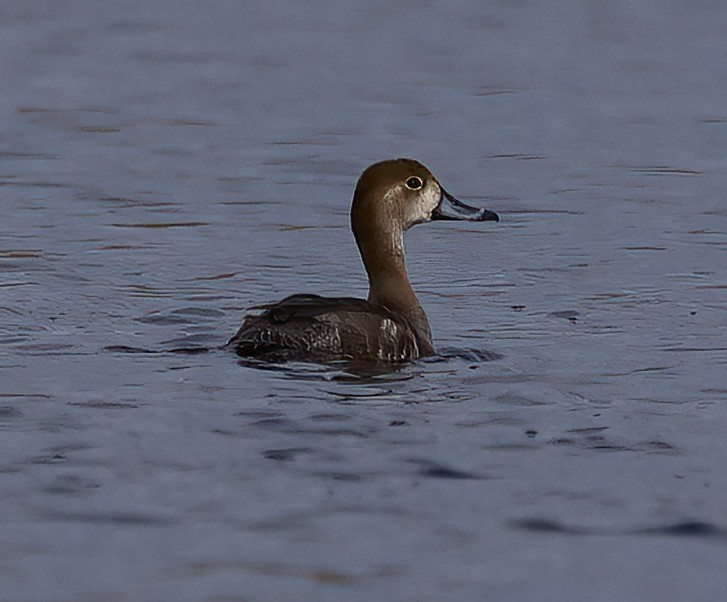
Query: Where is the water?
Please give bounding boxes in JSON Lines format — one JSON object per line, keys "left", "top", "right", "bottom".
{"left": 1, "top": 1, "right": 726, "bottom": 600}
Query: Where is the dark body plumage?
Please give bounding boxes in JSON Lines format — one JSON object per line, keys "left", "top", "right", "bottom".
{"left": 228, "top": 294, "right": 430, "bottom": 362}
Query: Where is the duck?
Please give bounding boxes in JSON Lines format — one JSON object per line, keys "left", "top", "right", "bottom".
{"left": 228, "top": 158, "right": 499, "bottom": 363}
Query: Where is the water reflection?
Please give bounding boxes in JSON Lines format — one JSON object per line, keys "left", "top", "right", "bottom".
{"left": 232, "top": 344, "right": 501, "bottom": 381}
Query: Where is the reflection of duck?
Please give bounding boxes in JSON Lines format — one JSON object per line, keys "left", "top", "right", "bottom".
{"left": 229, "top": 158, "right": 499, "bottom": 362}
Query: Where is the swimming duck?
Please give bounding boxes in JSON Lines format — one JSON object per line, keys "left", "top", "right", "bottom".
{"left": 229, "top": 158, "right": 499, "bottom": 362}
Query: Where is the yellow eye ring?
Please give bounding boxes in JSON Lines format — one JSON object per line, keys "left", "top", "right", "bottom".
{"left": 405, "top": 176, "right": 423, "bottom": 190}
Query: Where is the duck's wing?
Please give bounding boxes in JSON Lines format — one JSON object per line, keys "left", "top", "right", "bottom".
{"left": 228, "top": 294, "right": 422, "bottom": 361}
{"left": 252, "top": 294, "right": 376, "bottom": 322}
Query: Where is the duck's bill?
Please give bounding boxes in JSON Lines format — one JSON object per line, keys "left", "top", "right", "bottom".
{"left": 432, "top": 190, "right": 499, "bottom": 222}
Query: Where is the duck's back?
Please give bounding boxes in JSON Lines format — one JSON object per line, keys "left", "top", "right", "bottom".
{"left": 228, "top": 294, "right": 431, "bottom": 362}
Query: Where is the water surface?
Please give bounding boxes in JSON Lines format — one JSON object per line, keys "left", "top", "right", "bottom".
{"left": 1, "top": 1, "right": 726, "bottom": 600}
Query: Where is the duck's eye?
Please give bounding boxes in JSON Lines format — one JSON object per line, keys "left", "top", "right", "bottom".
{"left": 405, "top": 176, "right": 424, "bottom": 190}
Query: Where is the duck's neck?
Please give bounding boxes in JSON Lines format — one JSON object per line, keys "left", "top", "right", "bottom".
{"left": 355, "top": 230, "right": 432, "bottom": 343}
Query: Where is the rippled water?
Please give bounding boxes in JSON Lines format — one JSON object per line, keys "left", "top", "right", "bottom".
{"left": 2, "top": 1, "right": 727, "bottom": 600}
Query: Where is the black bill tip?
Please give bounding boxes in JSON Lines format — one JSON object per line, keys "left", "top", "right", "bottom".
{"left": 477, "top": 208, "right": 500, "bottom": 222}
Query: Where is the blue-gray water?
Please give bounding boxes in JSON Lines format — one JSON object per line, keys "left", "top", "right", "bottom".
{"left": 1, "top": 1, "right": 726, "bottom": 600}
